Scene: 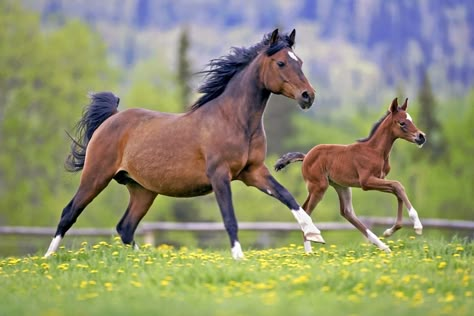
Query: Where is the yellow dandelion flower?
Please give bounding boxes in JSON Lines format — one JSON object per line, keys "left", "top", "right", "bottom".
{"left": 427, "top": 288, "right": 436, "bottom": 294}
{"left": 465, "top": 291, "right": 472, "bottom": 297}
{"left": 77, "top": 292, "right": 99, "bottom": 301}
{"left": 441, "top": 292, "right": 455, "bottom": 303}
{"left": 393, "top": 291, "right": 406, "bottom": 300}
{"left": 438, "top": 262, "right": 447, "bottom": 269}
{"left": 130, "top": 281, "right": 142, "bottom": 288}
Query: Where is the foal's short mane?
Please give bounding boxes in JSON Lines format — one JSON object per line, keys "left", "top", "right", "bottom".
{"left": 191, "top": 32, "right": 295, "bottom": 110}
{"left": 357, "top": 111, "right": 390, "bottom": 142}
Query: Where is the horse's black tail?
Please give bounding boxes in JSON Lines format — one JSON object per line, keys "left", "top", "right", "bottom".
{"left": 274, "top": 152, "right": 306, "bottom": 171}
{"left": 65, "top": 92, "right": 120, "bottom": 172}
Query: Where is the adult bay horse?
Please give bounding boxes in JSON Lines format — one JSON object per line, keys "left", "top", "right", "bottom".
{"left": 274, "top": 98, "right": 426, "bottom": 253}
{"left": 44, "top": 29, "right": 325, "bottom": 259}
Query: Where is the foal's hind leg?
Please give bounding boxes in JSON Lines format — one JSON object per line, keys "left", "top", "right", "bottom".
{"left": 333, "top": 185, "right": 391, "bottom": 253}
{"left": 116, "top": 183, "right": 157, "bottom": 248}
{"left": 44, "top": 172, "right": 114, "bottom": 257}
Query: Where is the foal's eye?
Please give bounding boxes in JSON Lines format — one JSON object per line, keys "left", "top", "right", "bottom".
{"left": 399, "top": 121, "right": 406, "bottom": 127}
{"left": 277, "top": 61, "right": 285, "bottom": 68}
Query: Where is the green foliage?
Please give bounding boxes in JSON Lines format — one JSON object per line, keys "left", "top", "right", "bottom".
{"left": 0, "top": 237, "right": 472, "bottom": 316}
{"left": 0, "top": 2, "right": 117, "bottom": 226}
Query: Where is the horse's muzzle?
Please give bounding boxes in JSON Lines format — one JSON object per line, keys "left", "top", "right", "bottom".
{"left": 298, "top": 90, "right": 315, "bottom": 110}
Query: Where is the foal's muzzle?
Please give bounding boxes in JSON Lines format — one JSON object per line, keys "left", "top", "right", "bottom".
{"left": 297, "top": 90, "right": 315, "bottom": 110}
{"left": 415, "top": 133, "right": 426, "bottom": 147}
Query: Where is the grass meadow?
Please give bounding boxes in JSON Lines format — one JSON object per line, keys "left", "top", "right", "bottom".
{"left": 0, "top": 236, "right": 472, "bottom": 316}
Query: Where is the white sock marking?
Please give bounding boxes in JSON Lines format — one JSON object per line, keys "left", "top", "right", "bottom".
{"left": 408, "top": 207, "right": 423, "bottom": 233}
{"left": 303, "top": 240, "right": 313, "bottom": 253}
{"left": 366, "top": 229, "right": 390, "bottom": 252}
{"left": 292, "top": 208, "right": 321, "bottom": 235}
{"left": 44, "top": 236, "right": 62, "bottom": 258}
{"left": 288, "top": 51, "right": 299, "bottom": 61}
{"left": 231, "top": 241, "right": 244, "bottom": 260}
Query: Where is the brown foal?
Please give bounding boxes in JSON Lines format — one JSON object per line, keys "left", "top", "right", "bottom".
{"left": 275, "top": 98, "right": 426, "bottom": 253}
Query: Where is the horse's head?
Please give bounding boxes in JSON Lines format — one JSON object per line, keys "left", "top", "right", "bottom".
{"left": 389, "top": 98, "right": 426, "bottom": 147}
{"left": 260, "top": 29, "right": 315, "bottom": 110}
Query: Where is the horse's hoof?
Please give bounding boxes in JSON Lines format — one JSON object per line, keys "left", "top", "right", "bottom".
{"left": 414, "top": 227, "right": 423, "bottom": 235}
{"left": 232, "top": 252, "right": 245, "bottom": 260}
{"left": 382, "top": 247, "right": 392, "bottom": 254}
{"left": 231, "top": 242, "right": 245, "bottom": 260}
{"left": 305, "top": 232, "right": 325, "bottom": 244}
{"left": 383, "top": 229, "right": 393, "bottom": 237}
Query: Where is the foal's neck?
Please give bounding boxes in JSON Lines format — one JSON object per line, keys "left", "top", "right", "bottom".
{"left": 366, "top": 118, "right": 397, "bottom": 159}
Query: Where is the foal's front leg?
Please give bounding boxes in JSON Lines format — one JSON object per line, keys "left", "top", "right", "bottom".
{"left": 238, "top": 165, "right": 325, "bottom": 244}
{"left": 360, "top": 176, "right": 423, "bottom": 235}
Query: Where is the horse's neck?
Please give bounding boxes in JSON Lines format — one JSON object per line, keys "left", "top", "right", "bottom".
{"left": 366, "top": 120, "right": 396, "bottom": 159}
{"left": 219, "top": 62, "right": 271, "bottom": 130}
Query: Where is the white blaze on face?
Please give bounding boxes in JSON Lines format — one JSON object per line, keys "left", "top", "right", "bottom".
{"left": 288, "top": 51, "right": 299, "bottom": 61}
{"left": 405, "top": 112, "right": 413, "bottom": 122}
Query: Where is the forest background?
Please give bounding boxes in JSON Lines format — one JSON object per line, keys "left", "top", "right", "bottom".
{"left": 1, "top": 0, "right": 473, "bottom": 255}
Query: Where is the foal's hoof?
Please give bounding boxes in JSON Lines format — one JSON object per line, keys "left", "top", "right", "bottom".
{"left": 305, "top": 232, "right": 326, "bottom": 244}
{"left": 414, "top": 227, "right": 423, "bottom": 235}
{"left": 383, "top": 229, "right": 394, "bottom": 237}
{"left": 382, "top": 247, "right": 392, "bottom": 254}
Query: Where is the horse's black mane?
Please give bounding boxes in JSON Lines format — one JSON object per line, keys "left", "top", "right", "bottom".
{"left": 357, "top": 111, "right": 390, "bottom": 142}
{"left": 191, "top": 31, "right": 295, "bottom": 110}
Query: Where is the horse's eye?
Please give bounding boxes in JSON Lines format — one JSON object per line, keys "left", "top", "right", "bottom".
{"left": 400, "top": 121, "right": 406, "bottom": 127}
{"left": 277, "top": 61, "right": 285, "bottom": 68}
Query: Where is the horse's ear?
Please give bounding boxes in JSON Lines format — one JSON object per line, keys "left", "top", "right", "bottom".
{"left": 389, "top": 98, "right": 399, "bottom": 113}
{"left": 270, "top": 28, "right": 279, "bottom": 45}
{"left": 289, "top": 29, "right": 296, "bottom": 47}
{"left": 401, "top": 98, "right": 408, "bottom": 110}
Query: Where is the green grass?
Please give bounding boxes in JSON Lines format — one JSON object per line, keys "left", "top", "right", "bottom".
{"left": 0, "top": 236, "right": 472, "bottom": 316}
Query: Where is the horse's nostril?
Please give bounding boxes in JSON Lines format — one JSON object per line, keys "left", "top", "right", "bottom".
{"left": 301, "top": 91, "right": 310, "bottom": 101}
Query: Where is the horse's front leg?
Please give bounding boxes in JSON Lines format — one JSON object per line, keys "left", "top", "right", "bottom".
{"left": 207, "top": 165, "right": 244, "bottom": 260}
{"left": 238, "top": 165, "right": 325, "bottom": 244}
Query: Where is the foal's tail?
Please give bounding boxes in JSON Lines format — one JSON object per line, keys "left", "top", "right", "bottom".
{"left": 274, "top": 152, "right": 306, "bottom": 171}
{"left": 65, "top": 92, "right": 120, "bottom": 172}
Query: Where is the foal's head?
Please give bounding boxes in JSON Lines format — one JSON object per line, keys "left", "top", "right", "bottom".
{"left": 260, "top": 29, "right": 315, "bottom": 109}
{"left": 388, "top": 98, "right": 426, "bottom": 146}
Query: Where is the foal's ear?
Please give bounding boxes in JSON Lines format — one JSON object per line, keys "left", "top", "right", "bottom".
{"left": 401, "top": 98, "right": 408, "bottom": 111}
{"left": 389, "top": 98, "right": 399, "bottom": 113}
{"left": 289, "top": 29, "right": 296, "bottom": 47}
{"left": 270, "top": 28, "right": 279, "bottom": 45}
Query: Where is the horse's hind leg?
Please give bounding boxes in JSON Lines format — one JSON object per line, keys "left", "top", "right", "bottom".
{"left": 333, "top": 185, "right": 391, "bottom": 253}
{"left": 44, "top": 172, "right": 114, "bottom": 257}
{"left": 301, "top": 180, "right": 328, "bottom": 253}
{"left": 237, "top": 164, "right": 325, "bottom": 245}
{"left": 116, "top": 182, "right": 157, "bottom": 247}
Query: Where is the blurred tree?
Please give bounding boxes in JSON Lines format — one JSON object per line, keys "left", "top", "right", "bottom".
{"left": 177, "top": 26, "right": 192, "bottom": 111}
{"left": 264, "top": 95, "right": 299, "bottom": 155}
{"left": 417, "top": 72, "right": 445, "bottom": 161}
{"left": 0, "top": 1, "right": 118, "bottom": 226}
